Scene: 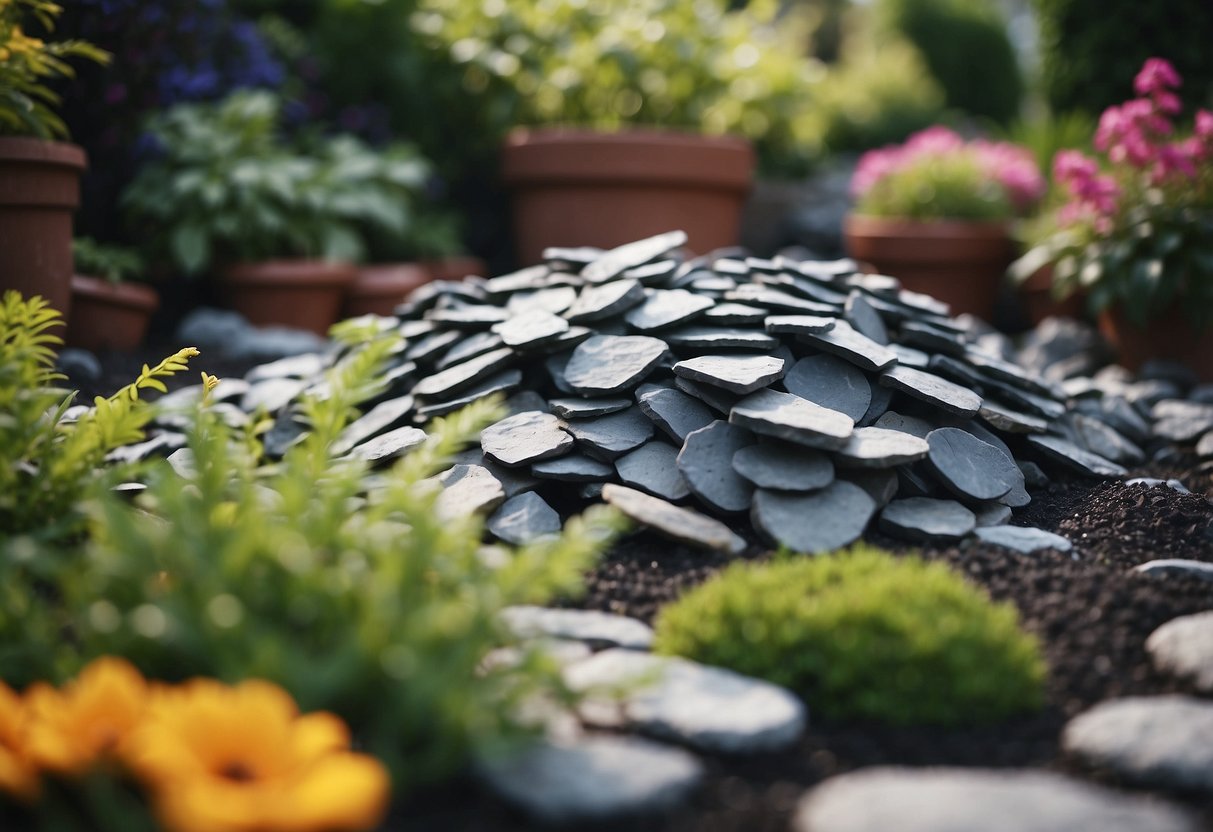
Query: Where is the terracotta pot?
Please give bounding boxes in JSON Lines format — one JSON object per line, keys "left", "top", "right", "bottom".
{"left": 343, "top": 263, "right": 433, "bottom": 318}
{"left": 502, "top": 128, "right": 755, "bottom": 266}
{"left": 1018, "top": 264, "right": 1086, "bottom": 326}
{"left": 219, "top": 259, "right": 357, "bottom": 335}
{"left": 424, "top": 255, "right": 488, "bottom": 283}
{"left": 844, "top": 215, "right": 1016, "bottom": 322}
{"left": 1098, "top": 304, "right": 1213, "bottom": 381}
{"left": 0, "top": 137, "right": 86, "bottom": 319}
{"left": 67, "top": 274, "right": 159, "bottom": 352}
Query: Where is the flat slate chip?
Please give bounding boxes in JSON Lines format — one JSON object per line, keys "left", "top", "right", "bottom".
{"left": 750, "top": 481, "right": 876, "bottom": 553}
{"left": 624, "top": 289, "right": 714, "bottom": 331}
{"left": 731, "top": 442, "right": 834, "bottom": 491}
{"left": 413, "top": 347, "right": 515, "bottom": 399}
{"left": 580, "top": 231, "right": 688, "bottom": 284}
{"left": 729, "top": 388, "right": 855, "bottom": 451}
{"left": 637, "top": 387, "right": 716, "bottom": 443}
{"left": 563, "top": 407, "right": 657, "bottom": 461}
{"left": 616, "top": 441, "right": 692, "bottom": 501}
{"left": 677, "top": 421, "right": 755, "bottom": 513}
{"left": 926, "top": 427, "right": 1020, "bottom": 501}
{"left": 673, "top": 354, "right": 787, "bottom": 395}
{"left": 782, "top": 354, "right": 872, "bottom": 422}
{"left": 798, "top": 319, "right": 897, "bottom": 372}
{"left": 879, "top": 497, "right": 976, "bottom": 542}
{"left": 879, "top": 365, "right": 982, "bottom": 417}
{"left": 602, "top": 484, "right": 746, "bottom": 555}
{"left": 481, "top": 411, "right": 574, "bottom": 467}
{"left": 563, "top": 335, "right": 669, "bottom": 395}
{"left": 835, "top": 426, "right": 930, "bottom": 469}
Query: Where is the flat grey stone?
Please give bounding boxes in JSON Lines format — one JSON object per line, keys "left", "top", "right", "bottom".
{"left": 405, "top": 329, "right": 463, "bottom": 364}
{"left": 702, "top": 302, "right": 767, "bottom": 325}
{"left": 783, "top": 355, "right": 872, "bottom": 422}
{"left": 426, "top": 304, "right": 511, "bottom": 329}
{"left": 602, "top": 484, "right": 746, "bottom": 555}
{"left": 624, "top": 289, "right": 714, "bottom": 331}
{"left": 331, "top": 395, "right": 414, "bottom": 456}
{"left": 501, "top": 606, "right": 654, "bottom": 650}
{"left": 980, "top": 401, "right": 1050, "bottom": 434}
{"left": 901, "top": 319, "right": 966, "bottom": 356}
{"left": 505, "top": 390, "right": 549, "bottom": 416}
{"left": 434, "top": 463, "right": 506, "bottom": 520}
{"left": 974, "top": 501, "right": 1013, "bottom": 526}
{"left": 1063, "top": 695, "right": 1213, "bottom": 792}
{"left": 580, "top": 231, "right": 688, "bottom": 284}
{"left": 792, "top": 767, "right": 1198, "bottom": 832}
{"left": 844, "top": 291, "right": 889, "bottom": 345}
{"left": 764, "top": 315, "right": 837, "bottom": 336}
{"left": 492, "top": 309, "right": 570, "bottom": 348}
{"left": 1134, "top": 559, "right": 1213, "bottom": 583}
{"left": 245, "top": 352, "right": 328, "bottom": 382}
{"left": 726, "top": 285, "right": 837, "bottom": 315}
{"left": 1152, "top": 399, "right": 1213, "bottom": 443}
{"left": 927, "top": 427, "right": 1020, "bottom": 501}
{"left": 1146, "top": 612, "right": 1213, "bottom": 692}
{"left": 841, "top": 468, "right": 900, "bottom": 506}
{"left": 835, "top": 427, "right": 930, "bottom": 469}
{"left": 487, "top": 492, "right": 562, "bottom": 545}
{"left": 662, "top": 326, "right": 779, "bottom": 350}
{"left": 879, "top": 497, "right": 977, "bottom": 542}
{"left": 637, "top": 387, "right": 716, "bottom": 443}
{"left": 563, "top": 335, "right": 669, "bottom": 395}
{"left": 973, "top": 525, "right": 1072, "bottom": 553}
{"left": 674, "top": 377, "right": 740, "bottom": 415}
{"left": 625, "top": 259, "right": 679, "bottom": 284}
{"left": 1027, "top": 435, "right": 1127, "bottom": 479}
{"left": 730, "top": 388, "right": 854, "bottom": 451}
{"left": 673, "top": 354, "right": 787, "bottom": 395}
{"left": 887, "top": 343, "right": 931, "bottom": 368}
{"left": 106, "top": 433, "right": 185, "bottom": 464}
{"left": 798, "top": 320, "right": 897, "bottom": 372}
{"left": 751, "top": 481, "right": 876, "bottom": 553}
{"left": 347, "top": 425, "right": 428, "bottom": 463}
{"left": 481, "top": 411, "right": 573, "bottom": 467}
{"left": 531, "top": 453, "right": 614, "bottom": 482}
{"left": 412, "top": 347, "right": 515, "bottom": 399}
{"left": 873, "top": 411, "right": 933, "bottom": 438}
{"left": 414, "top": 370, "right": 523, "bottom": 419}
{"left": 549, "top": 396, "right": 633, "bottom": 419}
{"left": 1197, "top": 430, "right": 1213, "bottom": 459}
{"left": 564, "top": 407, "right": 656, "bottom": 461}
{"left": 242, "top": 377, "right": 307, "bottom": 413}
{"left": 677, "top": 421, "right": 755, "bottom": 513}
{"left": 565, "top": 279, "right": 646, "bottom": 323}
{"left": 879, "top": 365, "right": 981, "bottom": 417}
{"left": 616, "top": 442, "right": 692, "bottom": 501}
{"left": 505, "top": 285, "right": 578, "bottom": 315}
{"left": 1070, "top": 414, "right": 1145, "bottom": 465}
{"left": 450, "top": 452, "right": 541, "bottom": 498}
{"left": 565, "top": 649, "right": 806, "bottom": 753}
{"left": 732, "top": 442, "right": 834, "bottom": 491}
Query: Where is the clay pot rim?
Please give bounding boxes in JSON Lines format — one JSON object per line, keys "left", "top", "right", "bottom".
{"left": 71, "top": 273, "right": 159, "bottom": 312}
{"left": 0, "top": 136, "right": 86, "bottom": 170}
{"left": 220, "top": 258, "right": 358, "bottom": 287}
{"left": 505, "top": 126, "right": 752, "bottom": 152}
{"left": 349, "top": 262, "right": 433, "bottom": 298}
{"left": 845, "top": 214, "right": 1012, "bottom": 239}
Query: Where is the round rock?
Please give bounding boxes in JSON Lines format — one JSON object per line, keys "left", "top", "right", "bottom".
{"left": 782, "top": 354, "right": 872, "bottom": 422}
{"left": 926, "top": 427, "right": 1020, "bottom": 501}
{"left": 731, "top": 442, "right": 834, "bottom": 491}
{"left": 481, "top": 411, "right": 573, "bottom": 468}
{"left": 677, "top": 421, "right": 755, "bottom": 513}
{"left": 1146, "top": 611, "right": 1213, "bottom": 692}
{"left": 751, "top": 481, "right": 876, "bottom": 554}
{"left": 879, "top": 497, "right": 976, "bottom": 542}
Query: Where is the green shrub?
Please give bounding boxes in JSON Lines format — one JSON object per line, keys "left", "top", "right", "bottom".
{"left": 876, "top": 0, "right": 1022, "bottom": 126}
{"left": 1033, "top": 0, "right": 1213, "bottom": 117}
{"left": 73, "top": 237, "right": 146, "bottom": 284}
{"left": 652, "top": 546, "right": 1045, "bottom": 724}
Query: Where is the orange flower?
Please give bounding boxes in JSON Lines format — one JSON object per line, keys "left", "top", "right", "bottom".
{"left": 24, "top": 656, "right": 148, "bottom": 776}
{"left": 122, "top": 679, "right": 389, "bottom": 832}
{"left": 0, "top": 680, "right": 39, "bottom": 802}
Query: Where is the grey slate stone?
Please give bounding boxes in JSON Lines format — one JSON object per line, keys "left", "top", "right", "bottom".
{"left": 974, "top": 501, "right": 1014, "bottom": 527}
{"left": 732, "top": 441, "right": 834, "bottom": 491}
{"left": 493, "top": 309, "right": 570, "bottom": 348}
{"left": 500, "top": 606, "right": 654, "bottom": 650}
{"left": 702, "top": 302, "right": 767, "bottom": 325}
{"left": 673, "top": 354, "right": 787, "bottom": 395}
{"left": 927, "top": 427, "right": 1020, "bottom": 501}
{"left": 844, "top": 291, "right": 889, "bottom": 345}
{"left": 245, "top": 352, "right": 329, "bottom": 382}
{"left": 1196, "top": 430, "right": 1213, "bottom": 459}
{"left": 531, "top": 453, "right": 615, "bottom": 482}
{"left": 347, "top": 425, "right": 428, "bottom": 463}
{"left": 564, "top": 279, "right": 646, "bottom": 323}
{"left": 637, "top": 387, "right": 716, "bottom": 443}
{"left": 782, "top": 355, "right": 872, "bottom": 422}
{"left": 729, "top": 388, "right": 855, "bottom": 451}
{"left": 616, "top": 441, "right": 692, "bottom": 501}
{"left": 879, "top": 365, "right": 982, "bottom": 417}
{"left": 412, "top": 347, "right": 515, "bottom": 399}
{"left": 1134, "top": 559, "right": 1213, "bottom": 583}
{"left": 414, "top": 370, "right": 522, "bottom": 419}
{"left": 677, "top": 421, "right": 755, "bottom": 513}
{"left": 331, "top": 395, "right": 414, "bottom": 456}
{"left": 481, "top": 411, "right": 573, "bottom": 467}
{"left": 563, "top": 335, "right": 669, "bottom": 395}
{"left": 549, "top": 397, "right": 633, "bottom": 419}
{"left": 841, "top": 468, "right": 900, "bottom": 506}
{"left": 563, "top": 407, "right": 656, "bottom": 461}
{"left": 242, "top": 377, "right": 307, "bottom": 413}
{"left": 879, "top": 497, "right": 976, "bottom": 542}
{"left": 580, "top": 231, "right": 688, "bottom": 284}
{"left": 674, "top": 377, "right": 739, "bottom": 415}
{"left": 1146, "top": 612, "right": 1213, "bottom": 692}
{"left": 602, "top": 484, "right": 747, "bottom": 555}
{"left": 624, "top": 289, "right": 714, "bottom": 331}
{"left": 1153, "top": 399, "right": 1213, "bottom": 443}
{"left": 835, "top": 427, "right": 930, "bottom": 469}
{"left": 873, "top": 411, "right": 933, "bottom": 438}
{"left": 973, "top": 525, "right": 1072, "bottom": 553}
{"left": 751, "top": 481, "right": 876, "bottom": 553}
{"left": 1026, "top": 435, "right": 1127, "bottom": 479}
{"left": 764, "top": 315, "right": 837, "bottom": 336}
{"left": 487, "top": 492, "right": 563, "bottom": 544}
{"left": 434, "top": 463, "right": 506, "bottom": 520}
{"left": 980, "top": 401, "right": 1050, "bottom": 434}
{"left": 798, "top": 319, "right": 898, "bottom": 372}
{"left": 662, "top": 326, "right": 779, "bottom": 350}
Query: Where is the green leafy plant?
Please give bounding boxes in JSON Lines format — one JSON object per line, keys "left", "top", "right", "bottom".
{"left": 72, "top": 237, "right": 145, "bottom": 284}
{"left": 122, "top": 90, "right": 435, "bottom": 275}
{"left": 0, "top": 0, "right": 109, "bottom": 139}
{"left": 652, "top": 546, "right": 1045, "bottom": 725}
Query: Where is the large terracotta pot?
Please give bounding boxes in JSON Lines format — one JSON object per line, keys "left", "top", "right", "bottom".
{"left": 424, "top": 255, "right": 488, "bottom": 283}
{"left": 844, "top": 216, "right": 1016, "bottom": 322}
{"left": 0, "top": 137, "right": 86, "bottom": 319}
{"left": 67, "top": 274, "right": 159, "bottom": 352}
{"left": 1098, "top": 304, "right": 1213, "bottom": 381}
{"left": 220, "top": 259, "right": 357, "bottom": 336}
{"left": 1018, "top": 264, "right": 1086, "bottom": 326}
{"left": 502, "top": 128, "right": 755, "bottom": 266}
{"left": 343, "top": 263, "right": 433, "bottom": 318}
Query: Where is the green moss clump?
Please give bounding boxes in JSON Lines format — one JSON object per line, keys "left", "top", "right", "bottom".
{"left": 652, "top": 546, "right": 1045, "bottom": 725}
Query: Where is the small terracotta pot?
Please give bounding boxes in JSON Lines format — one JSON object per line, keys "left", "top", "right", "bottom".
{"left": 343, "top": 263, "right": 433, "bottom": 318}
{"left": 0, "top": 137, "right": 86, "bottom": 320}
{"left": 844, "top": 215, "right": 1016, "bottom": 322}
{"left": 67, "top": 274, "right": 159, "bottom": 352}
{"left": 219, "top": 259, "right": 357, "bottom": 336}
{"left": 1018, "top": 264, "right": 1086, "bottom": 325}
{"left": 424, "top": 255, "right": 488, "bottom": 283}
{"left": 1098, "top": 304, "right": 1213, "bottom": 381}
{"left": 502, "top": 128, "right": 755, "bottom": 266}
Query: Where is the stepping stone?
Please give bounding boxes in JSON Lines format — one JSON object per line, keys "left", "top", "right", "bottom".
{"left": 549, "top": 396, "right": 632, "bottom": 419}
{"left": 677, "top": 421, "right": 755, "bottom": 513}
{"left": 242, "top": 378, "right": 307, "bottom": 413}
{"left": 782, "top": 355, "right": 872, "bottom": 422}
{"left": 732, "top": 442, "right": 834, "bottom": 491}
{"left": 412, "top": 347, "right": 515, "bottom": 399}
{"left": 791, "top": 767, "right": 1198, "bottom": 832}
{"left": 879, "top": 365, "right": 981, "bottom": 417}
{"left": 481, "top": 411, "right": 573, "bottom": 467}
{"left": 531, "top": 454, "right": 614, "bottom": 482}
{"left": 844, "top": 291, "right": 889, "bottom": 345}
{"left": 764, "top": 315, "right": 837, "bottom": 336}
{"left": 500, "top": 606, "right": 654, "bottom": 650}
{"left": 702, "top": 302, "right": 767, "bottom": 325}
{"left": 414, "top": 370, "right": 522, "bottom": 419}
{"left": 487, "top": 492, "right": 562, "bottom": 545}
{"left": 927, "top": 427, "right": 1019, "bottom": 501}
{"left": 493, "top": 309, "right": 570, "bottom": 348}
{"left": 602, "top": 484, "right": 746, "bottom": 555}
{"left": 1026, "top": 435, "right": 1127, "bottom": 479}
{"left": 330, "top": 395, "right": 414, "bottom": 456}
{"left": 1146, "top": 612, "right": 1213, "bottom": 692}
{"left": 637, "top": 387, "right": 715, "bottom": 443}
{"left": 564, "top": 407, "right": 656, "bottom": 461}
{"left": 730, "top": 388, "right": 854, "bottom": 451}
{"left": 673, "top": 354, "right": 787, "bottom": 395}
{"left": 347, "top": 425, "right": 428, "bottom": 464}
{"left": 980, "top": 401, "right": 1049, "bottom": 434}
{"left": 616, "top": 442, "right": 692, "bottom": 502}
{"left": 565, "top": 649, "right": 806, "bottom": 753}
{"left": 662, "top": 326, "right": 779, "bottom": 350}
{"left": 751, "top": 481, "right": 876, "bottom": 553}
{"left": 879, "top": 497, "right": 976, "bottom": 542}
{"left": 624, "top": 289, "right": 714, "bottom": 331}
{"left": 564, "top": 279, "right": 645, "bottom": 323}
{"left": 580, "top": 230, "right": 688, "bottom": 284}
{"left": 434, "top": 463, "right": 506, "bottom": 521}
{"left": 835, "top": 427, "right": 930, "bottom": 469}
{"left": 1152, "top": 399, "right": 1213, "bottom": 443}
{"left": 563, "top": 335, "right": 669, "bottom": 395}
{"left": 1133, "top": 559, "right": 1213, "bottom": 583}
{"left": 797, "top": 320, "right": 898, "bottom": 373}
{"left": 973, "top": 525, "right": 1072, "bottom": 554}
{"left": 1062, "top": 695, "right": 1213, "bottom": 792}
{"left": 479, "top": 735, "right": 703, "bottom": 824}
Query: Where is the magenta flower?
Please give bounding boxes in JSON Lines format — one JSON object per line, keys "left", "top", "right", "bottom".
{"left": 1134, "top": 58, "right": 1181, "bottom": 97}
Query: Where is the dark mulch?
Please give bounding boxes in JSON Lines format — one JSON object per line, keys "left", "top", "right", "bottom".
{"left": 71, "top": 347, "right": 1213, "bottom": 831}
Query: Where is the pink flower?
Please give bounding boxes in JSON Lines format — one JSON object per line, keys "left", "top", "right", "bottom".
{"left": 1053, "top": 150, "right": 1098, "bottom": 187}
{"left": 902, "top": 125, "right": 966, "bottom": 156}
{"left": 1134, "top": 58, "right": 1182, "bottom": 97}
{"left": 1196, "top": 109, "right": 1213, "bottom": 141}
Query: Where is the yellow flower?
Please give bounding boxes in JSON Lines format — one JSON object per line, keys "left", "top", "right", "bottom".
{"left": 122, "top": 679, "right": 389, "bottom": 832}
{"left": 0, "top": 681, "right": 39, "bottom": 802}
{"left": 24, "top": 656, "right": 148, "bottom": 776}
